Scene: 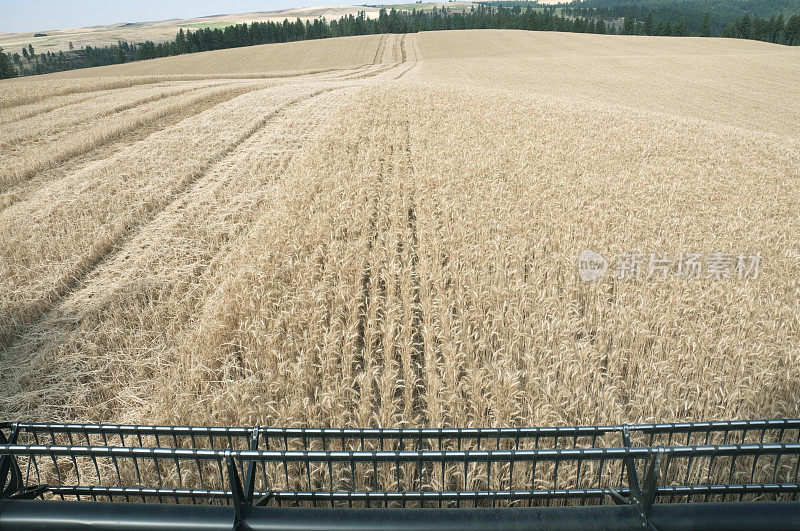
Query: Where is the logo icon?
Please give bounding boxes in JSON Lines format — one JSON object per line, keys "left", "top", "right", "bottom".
{"left": 577, "top": 249, "right": 608, "bottom": 281}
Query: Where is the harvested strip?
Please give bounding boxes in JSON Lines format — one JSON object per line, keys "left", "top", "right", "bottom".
{"left": 0, "top": 82, "right": 265, "bottom": 191}
{"left": 0, "top": 85, "right": 256, "bottom": 212}
{"left": 0, "top": 76, "right": 193, "bottom": 109}
{"left": 0, "top": 80, "right": 200, "bottom": 126}
{"left": 0, "top": 80, "right": 230, "bottom": 146}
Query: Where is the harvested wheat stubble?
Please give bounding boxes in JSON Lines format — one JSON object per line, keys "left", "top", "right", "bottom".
{"left": 0, "top": 30, "right": 798, "bottom": 438}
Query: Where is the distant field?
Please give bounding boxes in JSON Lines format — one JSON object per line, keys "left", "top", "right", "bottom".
{"left": 1, "top": 30, "right": 798, "bottom": 438}
{"left": 37, "top": 34, "right": 387, "bottom": 78}
{"left": 179, "top": 22, "right": 241, "bottom": 30}
{"left": 369, "top": 1, "right": 476, "bottom": 11}
{"left": 0, "top": 3, "right": 476, "bottom": 54}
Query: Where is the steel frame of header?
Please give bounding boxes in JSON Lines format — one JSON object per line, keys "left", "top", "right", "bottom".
{"left": 1, "top": 419, "right": 800, "bottom": 530}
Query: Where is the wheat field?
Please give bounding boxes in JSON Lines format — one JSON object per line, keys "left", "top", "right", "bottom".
{"left": 0, "top": 31, "right": 799, "bottom": 434}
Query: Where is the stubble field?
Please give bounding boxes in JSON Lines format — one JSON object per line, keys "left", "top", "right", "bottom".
{"left": 1, "top": 30, "right": 799, "bottom": 435}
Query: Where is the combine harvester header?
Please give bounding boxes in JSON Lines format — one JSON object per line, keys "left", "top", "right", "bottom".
{"left": 1, "top": 419, "right": 800, "bottom": 529}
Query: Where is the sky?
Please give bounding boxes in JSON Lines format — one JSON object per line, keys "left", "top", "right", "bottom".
{"left": 0, "top": 1, "right": 329, "bottom": 33}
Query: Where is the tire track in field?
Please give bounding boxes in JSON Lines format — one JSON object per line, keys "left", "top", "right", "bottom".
{"left": 0, "top": 84, "right": 256, "bottom": 192}
{"left": 393, "top": 63, "right": 416, "bottom": 80}
{"left": 338, "top": 35, "right": 411, "bottom": 81}
{"left": 393, "top": 34, "right": 402, "bottom": 64}
{"left": 0, "top": 85, "right": 257, "bottom": 213}
{"left": 1, "top": 89, "right": 134, "bottom": 126}
{"left": 1, "top": 86, "right": 347, "bottom": 348}
{"left": 373, "top": 34, "right": 389, "bottom": 65}
{"left": 333, "top": 35, "right": 416, "bottom": 82}
{"left": 0, "top": 68, "right": 351, "bottom": 110}
{"left": 347, "top": 52, "right": 407, "bottom": 81}
{"left": 349, "top": 63, "right": 397, "bottom": 79}
{"left": 329, "top": 63, "right": 375, "bottom": 79}
{"left": 354, "top": 138, "right": 386, "bottom": 408}
{"left": 393, "top": 34, "right": 421, "bottom": 80}
{"left": 335, "top": 36, "right": 394, "bottom": 80}
{"left": 1, "top": 77, "right": 193, "bottom": 109}
{"left": 402, "top": 117, "right": 430, "bottom": 492}
{"left": 403, "top": 119, "right": 427, "bottom": 427}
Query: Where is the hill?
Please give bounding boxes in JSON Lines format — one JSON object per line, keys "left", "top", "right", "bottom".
{"left": 0, "top": 3, "right": 476, "bottom": 55}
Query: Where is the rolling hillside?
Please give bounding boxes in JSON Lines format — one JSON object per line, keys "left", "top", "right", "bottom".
{"left": 1, "top": 31, "right": 798, "bottom": 435}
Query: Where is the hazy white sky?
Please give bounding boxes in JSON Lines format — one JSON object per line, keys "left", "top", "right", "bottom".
{"left": 0, "top": 0, "right": 340, "bottom": 33}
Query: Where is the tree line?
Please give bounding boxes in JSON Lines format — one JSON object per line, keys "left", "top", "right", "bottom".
{"left": 2, "top": 4, "right": 799, "bottom": 79}
{"left": 562, "top": 0, "right": 800, "bottom": 35}
{"left": 722, "top": 13, "right": 800, "bottom": 43}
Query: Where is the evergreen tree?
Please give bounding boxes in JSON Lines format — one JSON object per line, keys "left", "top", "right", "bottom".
{"left": 786, "top": 14, "right": 800, "bottom": 45}
{"left": 701, "top": 13, "right": 711, "bottom": 37}
{"left": 776, "top": 14, "right": 785, "bottom": 42}
{"left": 68, "top": 41, "right": 74, "bottom": 50}
{"left": 176, "top": 29, "right": 187, "bottom": 53}
{"left": 595, "top": 18, "right": 606, "bottom": 34}
{"left": 753, "top": 17, "right": 766, "bottom": 40}
{"left": 644, "top": 13, "right": 654, "bottom": 35}
{"left": 722, "top": 22, "right": 736, "bottom": 38}
{"left": 674, "top": 18, "right": 689, "bottom": 36}
{"left": 623, "top": 15, "right": 634, "bottom": 34}
{"left": 28, "top": 43, "right": 34, "bottom": 56}
{"left": 0, "top": 47, "right": 17, "bottom": 78}
{"left": 22, "top": 47, "right": 28, "bottom": 60}
{"left": 769, "top": 14, "right": 784, "bottom": 43}
{"left": 737, "top": 14, "right": 752, "bottom": 39}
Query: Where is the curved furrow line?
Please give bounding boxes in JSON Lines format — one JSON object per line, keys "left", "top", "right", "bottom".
{"left": 393, "top": 35, "right": 422, "bottom": 80}
{"left": 329, "top": 63, "right": 376, "bottom": 79}
{"left": 0, "top": 81, "right": 232, "bottom": 148}
{"left": 331, "top": 37, "right": 394, "bottom": 80}
{"left": 348, "top": 60, "right": 406, "bottom": 80}
{"left": 0, "top": 83, "right": 262, "bottom": 193}
{"left": 0, "top": 77, "right": 197, "bottom": 110}
{"left": 0, "top": 86, "right": 173, "bottom": 126}
{"left": 0, "top": 84, "right": 257, "bottom": 214}
{"left": 373, "top": 34, "right": 389, "bottom": 65}
{"left": 392, "top": 34, "right": 402, "bottom": 64}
